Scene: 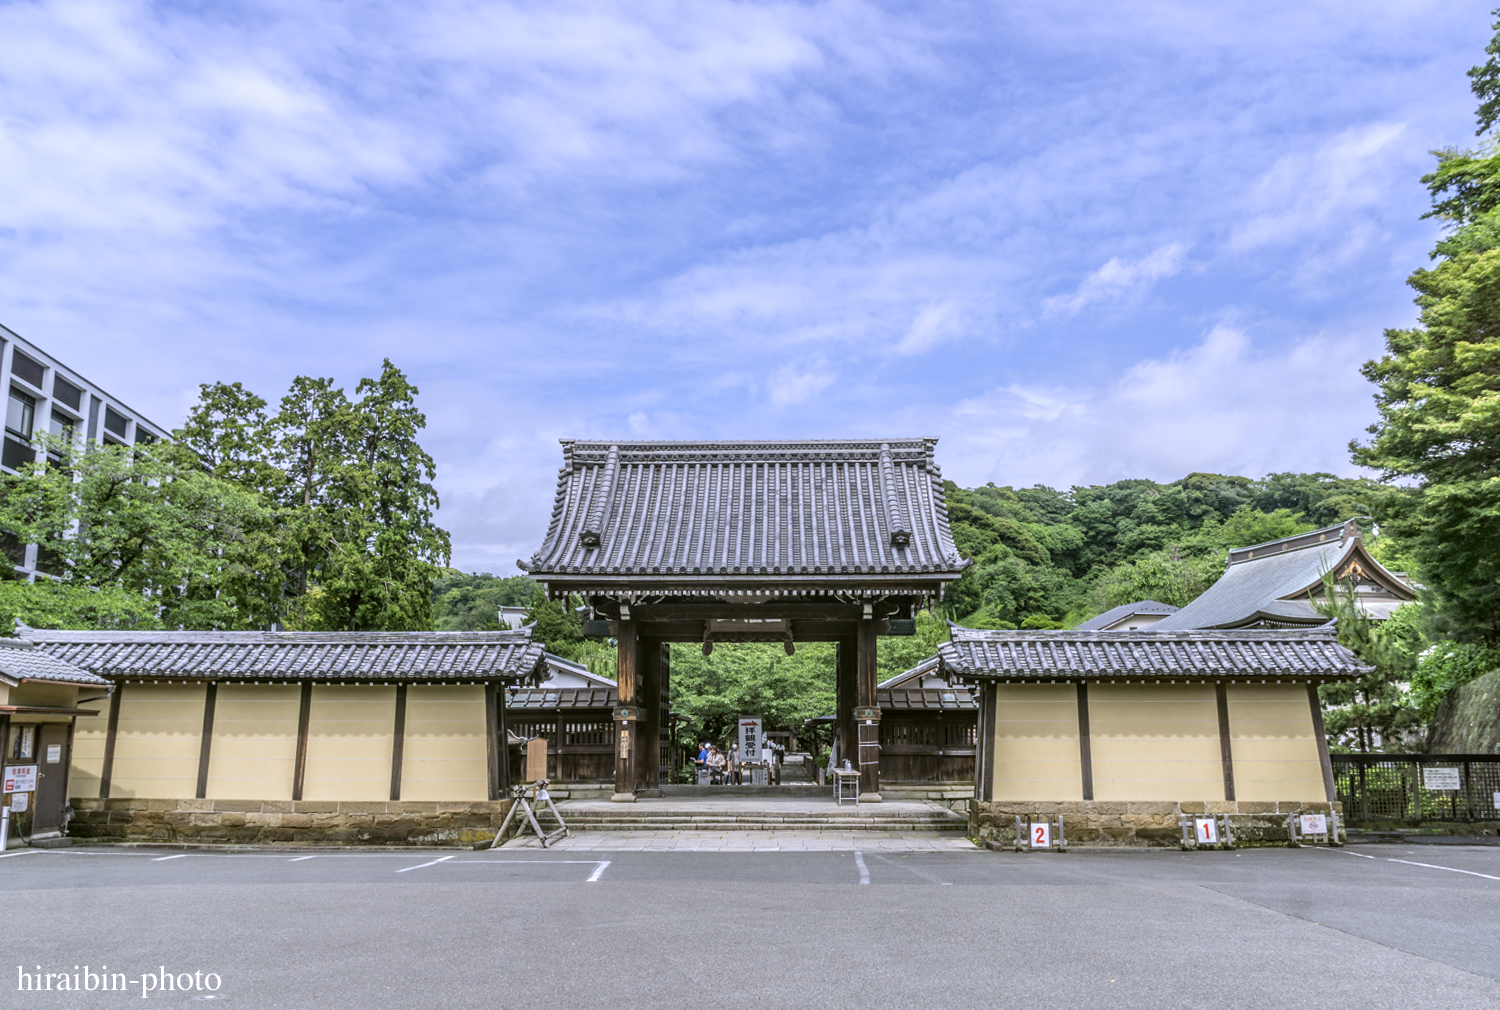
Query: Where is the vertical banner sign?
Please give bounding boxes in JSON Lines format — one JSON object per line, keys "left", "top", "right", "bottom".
{"left": 1194, "top": 818, "right": 1219, "bottom": 845}
{"left": 1030, "top": 821, "right": 1051, "bottom": 849}
{"left": 738, "top": 717, "right": 762, "bottom": 766}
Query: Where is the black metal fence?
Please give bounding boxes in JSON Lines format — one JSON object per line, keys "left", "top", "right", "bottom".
{"left": 1332, "top": 753, "right": 1500, "bottom": 824}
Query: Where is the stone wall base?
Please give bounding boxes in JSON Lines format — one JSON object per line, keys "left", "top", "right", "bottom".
{"left": 970, "top": 799, "right": 1345, "bottom": 848}
{"left": 68, "top": 798, "right": 514, "bottom": 847}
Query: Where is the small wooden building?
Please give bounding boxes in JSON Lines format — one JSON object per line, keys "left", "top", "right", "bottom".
{"left": 876, "top": 655, "right": 977, "bottom": 786}
{"left": 19, "top": 627, "right": 547, "bottom": 845}
{"left": 940, "top": 625, "right": 1365, "bottom": 845}
{"left": 0, "top": 637, "right": 111, "bottom": 841}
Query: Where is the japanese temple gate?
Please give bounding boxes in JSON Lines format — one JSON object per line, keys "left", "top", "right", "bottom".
{"left": 521, "top": 439, "right": 968, "bottom": 801}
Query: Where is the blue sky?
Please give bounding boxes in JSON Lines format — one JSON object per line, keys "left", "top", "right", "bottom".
{"left": 0, "top": 0, "right": 1491, "bottom": 571}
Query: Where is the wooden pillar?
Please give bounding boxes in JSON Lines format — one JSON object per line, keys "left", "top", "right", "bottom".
{"left": 1216, "top": 682, "right": 1236, "bottom": 802}
{"left": 973, "top": 682, "right": 992, "bottom": 804}
{"left": 660, "top": 643, "right": 672, "bottom": 780}
{"left": 1307, "top": 682, "right": 1337, "bottom": 803}
{"left": 484, "top": 683, "right": 505, "bottom": 800}
{"left": 855, "top": 619, "right": 881, "bottom": 799}
{"left": 613, "top": 618, "right": 639, "bottom": 801}
{"left": 195, "top": 682, "right": 218, "bottom": 800}
{"left": 637, "top": 638, "right": 662, "bottom": 792}
{"left": 1076, "top": 682, "right": 1094, "bottom": 802}
{"left": 99, "top": 682, "right": 124, "bottom": 801}
{"left": 835, "top": 637, "right": 857, "bottom": 777}
{"left": 292, "top": 681, "right": 313, "bottom": 802}
{"left": 389, "top": 683, "right": 407, "bottom": 802}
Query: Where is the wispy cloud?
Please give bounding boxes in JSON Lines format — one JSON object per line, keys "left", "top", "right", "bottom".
{"left": 1042, "top": 244, "right": 1188, "bottom": 318}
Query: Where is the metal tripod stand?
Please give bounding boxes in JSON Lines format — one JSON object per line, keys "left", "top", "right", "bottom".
{"left": 490, "top": 779, "right": 570, "bottom": 849}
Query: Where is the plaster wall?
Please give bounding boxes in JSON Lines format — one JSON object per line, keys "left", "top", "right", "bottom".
{"left": 989, "top": 683, "right": 1082, "bottom": 801}
{"left": 1227, "top": 684, "right": 1326, "bottom": 801}
{"left": 302, "top": 686, "right": 396, "bottom": 802}
{"left": 1089, "top": 683, "right": 1223, "bottom": 802}
{"left": 399, "top": 685, "right": 487, "bottom": 802}
{"left": 206, "top": 685, "right": 300, "bottom": 801}
{"left": 107, "top": 683, "right": 207, "bottom": 800}
{"left": 69, "top": 694, "right": 110, "bottom": 799}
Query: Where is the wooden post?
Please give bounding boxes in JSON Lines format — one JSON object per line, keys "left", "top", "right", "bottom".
{"left": 485, "top": 682, "right": 507, "bottom": 800}
{"left": 855, "top": 618, "right": 881, "bottom": 799}
{"left": 1216, "top": 682, "right": 1237, "bottom": 802}
{"left": 1076, "top": 681, "right": 1094, "bottom": 802}
{"left": 835, "top": 638, "right": 856, "bottom": 779}
{"left": 613, "top": 617, "right": 638, "bottom": 802}
{"left": 195, "top": 682, "right": 218, "bottom": 800}
{"left": 389, "top": 683, "right": 407, "bottom": 802}
{"left": 99, "top": 682, "right": 124, "bottom": 801}
{"left": 660, "top": 642, "right": 671, "bottom": 782}
{"left": 973, "top": 682, "right": 992, "bottom": 804}
{"left": 637, "top": 639, "right": 662, "bottom": 792}
{"left": 292, "top": 681, "right": 313, "bottom": 802}
{"left": 1307, "top": 682, "right": 1337, "bottom": 804}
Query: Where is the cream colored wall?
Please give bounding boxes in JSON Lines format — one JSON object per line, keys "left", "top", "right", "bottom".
{"left": 302, "top": 685, "right": 396, "bottom": 802}
{"left": 989, "top": 683, "right": 1083, "bottom": 802}
{"left": 1227, "top": 684, "right": 1326, "bottom": 801}
{"left": 108, "top": 683, "right": 207, "bottom": 800}
{"left": 1088, "top": 683, "right": 1224, "bottom": 802}
{"left": 69, "top": 693, "right": 112, "bottom": 800}
{"left": 206, "top": 685, "right": 300, "bottom": 801}
{"left": 399, "top": 685, "right": 488, "bottom": 802}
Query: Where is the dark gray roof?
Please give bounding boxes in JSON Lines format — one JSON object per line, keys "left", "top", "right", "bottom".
{"left": 524, "top": 439, "right": 966, "bottom": 589}
{"left": 505, "top": 686, "right": 617, "bottom": 710}
{"left": 878, "top": 653, "right": 942, "bottom": 690}
{"left": 0, "top": 638, "right": 110, "bottom": 687}
{"left": 879, "top": 686, "right": 977, "bottom": 711}
{"left": 1153, "top": 521, "right": 1414, "bottom": 631}
{"left": 17, "top": 628, "right": 547, "bottom": 683}
{"left": 938, "top": 625, "right": 1367, "bottom": 681}
{"left": 1074, "top": 600, "right": 1180, "bottom": 631}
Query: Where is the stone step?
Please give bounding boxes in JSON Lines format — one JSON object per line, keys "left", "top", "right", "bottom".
{"left": 536, "top": 815, "right": 967, "bottom": 833}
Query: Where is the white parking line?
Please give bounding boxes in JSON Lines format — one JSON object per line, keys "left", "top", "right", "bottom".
{"left": 0, "top": 848, "right": 38, "bottom": 859}
{"left": 152, "top": 854, "right": 190, "bottom": 861}
{"left": 395, "top": 855, "right": 455, "bottom": 874}
{"left": 854, "top": 850, "right": 870, "bottom": 884}
{"left": 586, "top": 860, "right": 610, "bottom": 882}
{"left": 1387, "top": 858, "right": 1500, "bottom": 881}
{"left": 290, "top": 855, "right": 317, "bottom": 862}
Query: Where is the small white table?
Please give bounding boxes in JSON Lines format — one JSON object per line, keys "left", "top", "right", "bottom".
{"left": 833, "top": 768, "right": 861, "bottom": 806}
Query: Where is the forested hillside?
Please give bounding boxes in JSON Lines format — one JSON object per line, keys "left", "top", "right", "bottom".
{"left": 938, "top": 471, "right": 1410, "bottom": 628}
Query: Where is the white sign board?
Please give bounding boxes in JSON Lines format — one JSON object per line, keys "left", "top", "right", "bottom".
{"left": 45, "top": 744, "right": 61, "bottom": 764}
{"left": 1423, "top": 767, "right": 1462, "bottom": 791}
{"left": 3, "top": 765, "right": 37, "bottom": 794}
{"left": 1194, "top": 817, "right": 1219, "bottom": 845}
{"left": 1299, "top": 813, "right": 1328, "bottom": 836}
{"left": 738, "top": 717, "right": 762, "bottom": 766}
{"left": 9, "top": 791, "right": 26, "bottom": 812}
{"left": 1029, "top": 821, "right": 1051, "bottom": 849}
{"left": 1494, "top": 791, "right": 1500, "bottom": 810}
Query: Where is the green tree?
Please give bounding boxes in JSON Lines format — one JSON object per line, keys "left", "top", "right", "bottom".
{"left": 431, "top": 570, "right": 536, "bottom": 630}
{"left": 1352, "top": 20, "right": 1500, "bottom": 644}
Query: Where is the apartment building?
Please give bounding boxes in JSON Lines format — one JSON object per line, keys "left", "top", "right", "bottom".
{"left": 1, "top": 323, "right": 168, "bottom": 579}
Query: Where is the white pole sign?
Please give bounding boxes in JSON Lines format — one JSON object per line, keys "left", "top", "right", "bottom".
{"left": 1194, "top": 817, "right": 1218, "bottom": 845}
{"left": 1029, "top": 821, "right": 1051, "bottom": 849}
{"left": 1299, "top": 813, "right": 1328, "bottom": 836}
{"left": 738, "top": 718, "right": 762, "bottom": 767}
{"left": 3, "top": 765, "right": 37, "bottom": 794}
{"left": 10, "top": 792, "right": 26, "bottom": 812}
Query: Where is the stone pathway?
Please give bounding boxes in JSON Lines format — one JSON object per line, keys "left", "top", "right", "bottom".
{"left": 499, "top": 829, "right": 978, "bottom": 852}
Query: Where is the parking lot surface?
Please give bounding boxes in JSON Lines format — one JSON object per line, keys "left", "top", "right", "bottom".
{"left": 2, "top": 843, "right": 1497, "bottom": 1009}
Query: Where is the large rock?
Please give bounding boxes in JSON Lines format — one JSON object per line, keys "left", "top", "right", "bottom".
{"left": 1427, "top": 669, "right": 1500, "bottom": 753}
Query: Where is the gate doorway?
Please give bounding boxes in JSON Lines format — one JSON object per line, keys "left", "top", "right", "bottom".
{"left": 518, "top": 439, "right": 966, "bottom": 802}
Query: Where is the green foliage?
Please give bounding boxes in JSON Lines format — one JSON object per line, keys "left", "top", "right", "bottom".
{"left": 873, "top": 611, "right": 951, "bottom": 680}
{"left": 1352, "top": 19, "right": 1500, "bottom": 645}
{"left": 939, "top": 474, "right": 1377, "bottom": 628}
{"left": 0, "top": 580, "right": 162, "bottom": 634}
{"left": 1314, "top": 579, "right": 1424, "bottom": 752}
{"left": 1410, "top": 641, "right": 1500, "bottom": 721}
{"left": 668, "top": 642, "right": 837, "bottom": 747}
{"left": 431, "top": 570, "right": 536, "bottom": 630}
{"left": 0, "top": 437, "right": 282, "bottom": 629}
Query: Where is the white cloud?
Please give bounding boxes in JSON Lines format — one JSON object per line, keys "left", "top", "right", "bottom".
{"left": 941, "top": 323, "right": 1381, "bottom": 489}
{"left": 897, "top": 301, "right": 961, "bottom": 355}
{"left": 1042, "top": 244, "right": 1187, "bottom": 318}
{"left": 767, "top": 362, "right": 835, "bottom": 407}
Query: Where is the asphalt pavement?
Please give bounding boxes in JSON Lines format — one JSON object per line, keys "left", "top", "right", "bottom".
{"left": 2, "top": 842, "right": 1497, "bottom": 1009}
